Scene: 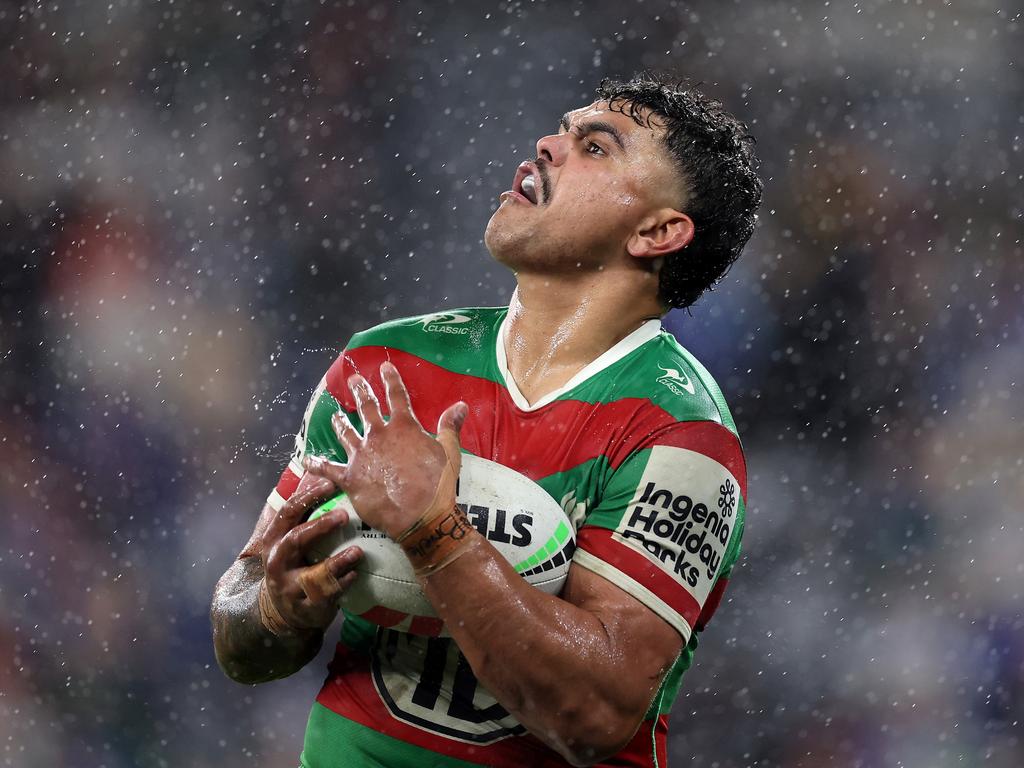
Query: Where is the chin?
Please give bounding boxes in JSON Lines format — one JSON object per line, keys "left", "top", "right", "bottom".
{"left": 485, "top": 206, "right": 604, "bottom": 273}
{"left": 484, "top": 211, "right": 528, "bottom": 267}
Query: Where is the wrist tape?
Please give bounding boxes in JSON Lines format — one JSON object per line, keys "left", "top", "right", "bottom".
{"left": 298, "top": 560, "right": 342, "bottom": 604}
{"left": 395, "top": 459, "right": 475, "bottom": 577}
{"left": 258, "top": 579, "right": 297, "bottom": 637}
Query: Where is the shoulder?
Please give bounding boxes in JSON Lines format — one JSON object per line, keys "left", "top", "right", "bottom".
{"left": 618, "top": 329, "right": 739, "bottom": 436}
{"left": 611, "top": 330, "right": 747, "bottom": 502}
{"left": 346, "top": 306, "right": 505, "bottom": 352}
{"left": 325, "top": 306, "right": 504, "bottom": 391}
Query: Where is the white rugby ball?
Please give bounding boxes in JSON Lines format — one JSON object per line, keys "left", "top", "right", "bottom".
{"left": 306, "top": 453, "right": 576, "bottom": 636}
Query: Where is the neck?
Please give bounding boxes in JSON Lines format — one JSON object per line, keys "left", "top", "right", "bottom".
{"left": 502, "top": 268, "right": 663, "bottom": 404}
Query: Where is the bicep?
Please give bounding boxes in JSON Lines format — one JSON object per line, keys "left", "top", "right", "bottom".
{"left": 561, "top": 562, "right": 683, "bottom": 701}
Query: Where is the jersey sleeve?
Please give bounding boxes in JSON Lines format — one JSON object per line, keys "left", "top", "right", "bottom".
{"left": 572, "top": 421, "right": 747, "bottom": 642}
{"left": 264, "top": 352, "right": 360, "bottom": 513}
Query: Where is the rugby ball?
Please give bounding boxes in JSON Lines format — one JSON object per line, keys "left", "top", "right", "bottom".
{"left": 306, "top": 453, "right": 577, "bottom": 636}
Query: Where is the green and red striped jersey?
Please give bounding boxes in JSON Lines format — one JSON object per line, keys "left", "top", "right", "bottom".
{"left": 266, "top": 306, "right": 747, "bottom": 768}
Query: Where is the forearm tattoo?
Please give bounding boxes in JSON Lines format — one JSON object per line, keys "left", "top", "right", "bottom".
{"left": 401, "top": 505, "right": 476, "bottom": 576}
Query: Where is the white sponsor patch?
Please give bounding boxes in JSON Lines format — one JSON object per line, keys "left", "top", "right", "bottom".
{"left": 613, "top": 445, "right": 739, "bottom": 608}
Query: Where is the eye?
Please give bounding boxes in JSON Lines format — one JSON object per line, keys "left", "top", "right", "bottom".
{"left": 585, "top": 140, "right": 605, "bottom": 156}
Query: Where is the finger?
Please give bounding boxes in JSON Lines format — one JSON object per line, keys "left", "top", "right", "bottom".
{"left": 278, "top": 506, "right": 350, "bottom": 559}
{"left": 330, "top": 410, "right": 361, "bottom": 456}
{"left": 380, "top": 361, "right": 415, "bottom": 421}
{"left": 326, "top": 546, "right": 363, "bottom": 580}
{"left": 349, "top": 374, "right": 384, "bottom": 430}
{"left": 303, "top": 454, "right": 349, "bottom": 489}
{"left": 297, "top": 560, "right": 342, "bottom": 604}
{"left": 435, "top": 401, "right": 468, "bottom": 467}
{"left": 263, "top": 475, "right": 336, "bottom": 547}
{"left": 299, "top": 547, "right": 361, "bottom": 603}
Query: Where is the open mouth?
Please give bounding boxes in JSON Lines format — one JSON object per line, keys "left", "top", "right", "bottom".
{"left": 518, "top": 172, "right": 539, "bottom": 204}
{"left": 511, "top": 162, "right": 541, "bottom": 205}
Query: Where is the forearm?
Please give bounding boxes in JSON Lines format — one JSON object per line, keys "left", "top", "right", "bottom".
{"left": 419, "top": 533, "right": 657, "bottom": 764}
{"left": 210, "top": 556, "right": 323, "bottom": 684}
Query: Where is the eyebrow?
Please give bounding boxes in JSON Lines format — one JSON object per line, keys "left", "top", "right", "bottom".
{"left": 559, "top": 112, "right": 627, "bottom": 152}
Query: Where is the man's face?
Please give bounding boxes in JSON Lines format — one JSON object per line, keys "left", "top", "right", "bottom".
{"left": 484, "top": 100, "right": 685, "bottom": 273}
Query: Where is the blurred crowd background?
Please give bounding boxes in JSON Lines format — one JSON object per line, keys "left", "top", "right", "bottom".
{"left": 1, "top": 0, "right": 1021, "bottom": 766}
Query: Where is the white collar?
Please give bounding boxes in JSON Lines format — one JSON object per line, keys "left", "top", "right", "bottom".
{"left": 495, "top": 314, "right": 662, "bottom": 412}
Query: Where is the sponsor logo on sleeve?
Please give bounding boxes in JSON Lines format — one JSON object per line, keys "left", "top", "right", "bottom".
{"left": 417, "top": 312, "right": 473, "bottom": 334}
{"left": 614, "top": 446, "right": 738, "bottom": 605}
{"left": 656, "top": 364, "right": 696, "bottom": 396}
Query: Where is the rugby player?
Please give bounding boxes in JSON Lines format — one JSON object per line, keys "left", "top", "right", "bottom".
{"left": 211, "top": 72, "right": 762, "bottom": 767}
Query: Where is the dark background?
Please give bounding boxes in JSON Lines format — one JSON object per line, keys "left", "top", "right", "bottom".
{"left": 1, "top": 1, "right": 1021, "bottom": 766}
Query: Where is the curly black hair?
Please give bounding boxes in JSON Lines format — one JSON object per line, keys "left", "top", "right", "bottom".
{"left": 596, "top": 73, "right": 763, "bottom": 309}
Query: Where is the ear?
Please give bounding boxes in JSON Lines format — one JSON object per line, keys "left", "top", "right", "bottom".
{"left": 627, "top": 209, "right": 694, "bottom": 260}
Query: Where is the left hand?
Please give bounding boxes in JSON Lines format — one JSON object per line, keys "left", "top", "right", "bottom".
{"left": 302, "top": 361, "right": 468, "bottom": 539}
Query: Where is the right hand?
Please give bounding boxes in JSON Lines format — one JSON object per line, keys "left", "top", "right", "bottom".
{"left": 259, "top": 473, "right": 363, "bottom": 634}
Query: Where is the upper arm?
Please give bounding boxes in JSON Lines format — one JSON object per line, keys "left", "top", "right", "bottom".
{"left": 572, "top": 421, "right": 746, "bottom": 643}
{"left": 553, "top": 422, "right": 746, "bottom": 740}
{"left": 560, "top": 561, "right": 682, "bottom": 713}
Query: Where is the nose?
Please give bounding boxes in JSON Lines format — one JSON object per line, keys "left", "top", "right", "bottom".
{"left": 535, "top": 132, "right": 568, "bottom": 166}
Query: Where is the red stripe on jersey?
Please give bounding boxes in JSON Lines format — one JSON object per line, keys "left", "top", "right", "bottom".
{"left": 316, "top": 644, "right": 667, "bottom": 767}
{"left": 650, "top": 421, "right": 747, "bottom": 498}
{"left": 324, "top": 353, "right": 358, "bottom": 413}
{"left": 577, "top": 527, "right": 702, "bottom": 630}
{"left": 275, "top": 467, "right": 302, "bottom": 500}
{"left": 695, "top": 577, "right": 729, "bottom": 631}
{"left": 653, "top": 715, "right": 669, "bottom": 767}
{"left": 326, "top": 345, "right": 741, "bottom": 483}
{"left": 408, "top": 615, "right": 445, "bottom": 636}
{"left": 358, "top": 606, "right": 409, "bottom": 628}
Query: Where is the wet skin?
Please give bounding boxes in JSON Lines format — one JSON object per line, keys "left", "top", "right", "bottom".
{"left": 212, "top": 102, "right": 694, "bottom": 766}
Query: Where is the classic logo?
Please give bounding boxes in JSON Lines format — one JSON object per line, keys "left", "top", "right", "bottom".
{"left": 418, "top": 312, "right": 472, "bottom": 334}
{"left": 657, "top": 364, "right": 695, "bottom": 396}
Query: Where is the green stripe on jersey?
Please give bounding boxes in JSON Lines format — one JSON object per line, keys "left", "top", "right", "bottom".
{"left": 304, "top": 387, "right": 358, "bottom": 463}
{"left": 671, "top": 338, "right": 738, "bottom": 433}
{"left": 339, "top": 612, "right": 378, "bottom": 655}
{"left": 561, "top": 330, "right": 735, "bottom": 429}
{"left": 301, "top": 703, "right": 485, "bottom": 768}
{"left": 648, "top": 635, "right": 699, "bottom": 719}
{"left": 347, "top": 307, "right": 506, "bottom": 384}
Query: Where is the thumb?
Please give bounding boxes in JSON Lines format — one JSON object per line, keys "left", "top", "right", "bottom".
{"left": 436, "top": 401, "right": 468, "bottom": 467}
